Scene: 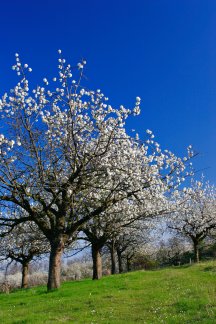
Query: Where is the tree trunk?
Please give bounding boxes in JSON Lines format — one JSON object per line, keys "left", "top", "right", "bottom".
{"left": 47, "top": 240, "right": 64, "bottom": 291}
{"left": 193, "top": 241, "right": 200, "bottom": 263}
{"left": 92, "top": 244, "right": 102, "bottom": 280}
{"left": 117, "top": 249, "right": 123, "bottom": 273}
{"left": 110, "top": 240, "right": 116, "bottom": 275}
{"left": 21, "top": 262, "right": 29, "bottom": 289}
{"left": 126, "top": 256, "right": 132, "bottom": 272}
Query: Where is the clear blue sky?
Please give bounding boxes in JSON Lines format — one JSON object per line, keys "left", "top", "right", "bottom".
{"left": 0, "top": 0, "right": 215, "bottom": 182}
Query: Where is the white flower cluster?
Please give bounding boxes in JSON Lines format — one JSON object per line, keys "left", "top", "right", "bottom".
{"left": 12, "top": 53, "right": 32, "bottom": 76}
{"left": 133, "top": 96, "right": 141, "bottom": 115}
{"left": 0, "top": 134, "right": 17, "bottom": 157}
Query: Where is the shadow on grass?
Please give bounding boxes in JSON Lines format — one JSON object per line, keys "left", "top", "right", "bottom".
{"left": 203, "top": 266, "right": 216, "bottom": 272}
{"left": 162, "top": 264, "right": 193, "bottom": 270}
{"left": 174, "top": 300, "right": 191, "bottom": 313}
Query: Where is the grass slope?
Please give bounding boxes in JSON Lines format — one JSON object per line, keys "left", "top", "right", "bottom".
{"left": 1, "top": 261, "right": 216, "bottom": 323}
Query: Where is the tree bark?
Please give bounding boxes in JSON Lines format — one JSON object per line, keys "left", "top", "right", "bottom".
{"left": 21, "top": 262, "right": 29, "bottom": 289}
{"left": 47, "top": 240, "right": 64, "bottom": 291}
{"left": 126, "top": 256, "right": 132, "bottom": 272}
{"left": 117, "top": 248, "right": 123, "bottom": 273}
{"left": 92, "top": 244, "right": 102, "bottom": 280}
{"left": 110, "top": 240, "right": 116, "bottom": 275}
{"left": 193, "top": 241, "right": 200, "bottom": 263}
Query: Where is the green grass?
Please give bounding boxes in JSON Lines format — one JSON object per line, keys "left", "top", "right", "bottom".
{"left": 1, "top": 261, "right": 216, "bottom": 323}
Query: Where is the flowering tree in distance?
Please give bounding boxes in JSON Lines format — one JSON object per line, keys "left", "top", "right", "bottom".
{"left": 0, "top": 220, "right": 48, "bottom": 288}
{"left": 168, "top": 179, "right": 216, "bottom": 262}
{"left": 0, "top": 51, "right": 193, "bottom": 290}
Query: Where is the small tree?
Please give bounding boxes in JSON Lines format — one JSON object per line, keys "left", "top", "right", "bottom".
{"left": 105, "top": 220, "right": 152, "bottom": 273}
{"left": 156, "top": 237, "right": 190, "bottom": 266}
{"left": 0, "top": 221, "right": 48, "bottom": 288}
{"left": 168, "top": 179, "right": 216, "bottom": 262}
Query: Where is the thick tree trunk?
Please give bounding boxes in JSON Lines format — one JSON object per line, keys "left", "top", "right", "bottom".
{"left": 92, "top": 244, "right": 102, "bottom": 280}
{"left": 47, "top": 240, "right": 64, "bottom": 291}
{"left": 110, "top": 240, "right": 116, "bottom": 275}
{"left": 21, "top": 262, "right": 29, "bottom": 289}
{"left": 117, "top": 248, "right": 123, "bottom": 273}
{"left": 193, "top": 241, "right": 200, "bottom": 263}
{"left": 117, "top": 249, "right": 123, "bottom": 273}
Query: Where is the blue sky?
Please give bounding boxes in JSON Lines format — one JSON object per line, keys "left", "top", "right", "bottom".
{"left": 0, "top": 0, "right": 215, "bottom": 182}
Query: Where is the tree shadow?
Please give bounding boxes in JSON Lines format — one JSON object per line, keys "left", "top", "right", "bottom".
{"left": 203, "top": 266, "right": 216, "bottom": 272}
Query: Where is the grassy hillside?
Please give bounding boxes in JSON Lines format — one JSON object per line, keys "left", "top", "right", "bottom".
{"left": 1, "top": 261, "right": 216, "bottom": 323}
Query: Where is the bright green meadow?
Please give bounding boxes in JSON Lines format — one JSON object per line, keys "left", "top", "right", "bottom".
{"left": 1, "top": 261, "right": 216, "bottom": 323}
